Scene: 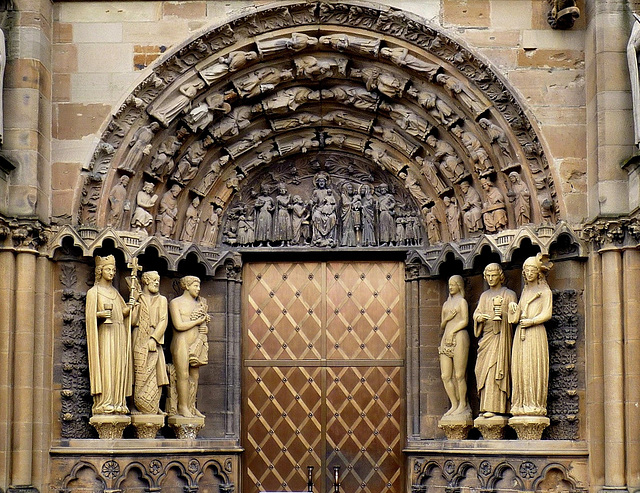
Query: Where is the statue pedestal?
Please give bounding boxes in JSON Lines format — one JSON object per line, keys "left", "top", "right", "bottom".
{"left": 438, "top": 415, "right": 473, "bottom": 440}
{"left": 474, "top": 415, "right": 509, "bottom": 439}
{"left": 508, "top": 416, "right": 549, "bottom": 440}
{"left": 89, "top": 415, "right": 131, "bottom": 439}
{"left": 131, "top": 414, "right": 165, "bottom": 438}
{"left": 168, "top": 415, "right": 205, "bottom": 439}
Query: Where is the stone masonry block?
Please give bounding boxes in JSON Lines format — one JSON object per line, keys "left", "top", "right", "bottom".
{"left": 52, "top": 43, "right": 77, "bottom": 74}
{"left": 517, "top": 48, "right": 584, "bottom": 69}
{"left": 53, "top": 22, "right": 72, "bottom": 43}
{"left": 76, "top": 43, "right": 133, "bottom": 73}
{"left": 490, "top": 0, "right": 532, "bottom": 29}
{"left": 56, "top": 2, "right": 161, "bottom": 24}
{"left": 5, "top": 59, "right": 41, "bottom": 90}
{"left": 53, "top": 103, "right": 110, "bottom": 140}
{"left": 73, "top": 22, "right": 123, "bottom": 43}
{"left": 70, "top": 72, "right": 138, "bottom": 105}
{"left": 122, "top": 20, "right": 201, "bottom": 45}
{"left": 52, "top": 73, "right": 70, "bottom": 102}
{"left": 52, "top": 162, "right": 81, "bottom": 190}
{"left": 163, "top": 1, "right": 207, "bottom": 19}
{"left": 4, "top": 88, "right": 40, "bottom": 130}
{"left": 52, "top": 189, "right": 76, "bottom": 220}
{"left": 542, "top": 124, "right": 586, "bottom": 159}
{"left": 478, "top": 47, "right": 518, "bottom": 69}
{"left": 462, "top": 29, "right": 520, "bottom": 47}
{"left": 522, "top": 29, "right": 585, "bottom": 51}
{"left": 443, "top": 0, "right": 490, "bottom": 27}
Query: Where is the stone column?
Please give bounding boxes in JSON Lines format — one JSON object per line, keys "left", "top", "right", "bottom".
{"left": 10, "top": 250, "right": 37, "bottom": 491}
{"left": 623, "top": 247, "right": 640, "bottom": 489}
{"left": 405, "top": 264, "right": 421, "bottom": 439}
{"left": 225, "top": 262, "right": 242, "bottom": 439}
{"left": 600, "top": 247, "right": 627, "bottom": 492}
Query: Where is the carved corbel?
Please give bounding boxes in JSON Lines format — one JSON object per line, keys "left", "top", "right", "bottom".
{"left": 547, "top": 0, "right": 580, "bottom": 30}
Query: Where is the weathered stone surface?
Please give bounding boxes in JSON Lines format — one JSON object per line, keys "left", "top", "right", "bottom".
{"left": 53, "top": 103, "right": 110, "bottom": 140}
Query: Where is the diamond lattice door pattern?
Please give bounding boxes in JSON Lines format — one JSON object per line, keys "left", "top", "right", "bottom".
{"left": 244, "top": 261, "right": 405, "bottom": 493}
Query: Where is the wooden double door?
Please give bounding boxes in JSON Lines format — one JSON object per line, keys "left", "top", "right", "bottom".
{"left": 243, "top": 261, "right": 405, "bottom": 493}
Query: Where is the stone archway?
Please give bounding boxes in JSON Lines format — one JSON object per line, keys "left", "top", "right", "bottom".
{"left": 74, "top": 1, "right": 566, "bottom": 270}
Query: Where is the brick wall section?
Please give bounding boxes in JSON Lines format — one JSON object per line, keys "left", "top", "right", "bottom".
{"left": 50, "top": 0, "right": 590, "bottom": 224}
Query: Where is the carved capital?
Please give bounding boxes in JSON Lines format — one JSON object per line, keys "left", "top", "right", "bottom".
{"left": 0, "top": 216, "right": 47, "bottom": 250}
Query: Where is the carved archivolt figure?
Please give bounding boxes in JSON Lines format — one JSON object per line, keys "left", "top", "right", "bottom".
{"left": 481, "top": 177, "right": 508, "bottom": 233}
{"left": 508, "top": 172, "right": 531, "bottom": 227}
{"left": 340, "top": 182, "right": 358, "bottom": 247}
{"left": 173, "top": 138, "right": 209, "bottom": 185}
{"left": 107, "top": 175, "right": 130, "bottom": 228}
{"left": 311, "top": 172, "right": 338, "bottom": 247}
{"left": 365, "top": 142, "right": 405, "bottom": 174}
{"left": 451, "top": 125, "right": 492, "bottom": 175}
{"left": 425, "top": 207, "right": 442, "bottom": 245}
{"left": 426, "top": 135, "right": 466, "bottom": 183}
{"left": 237, "top": 212, "right": 255, "bottom": 246}
{"left": 292, "top": 195, "right": 310, "bottom": 245}
{"left": 628, "top": 14, "right": 640, "bottom": 148}
{"left": 359, "top": 184, "right": 377, "bottom": 247}
{"left": 319, "top": 33, "right": 380, "bottom": 56}
{"left": 418, "top": 156, "right": 448, "bottom": 195}
{"left": 233, "top": 67, "right": 295, "bottom": 98}
{"left": 473, "top": 263, "right": 517, "bottom": 417}
{"left": 258, "top": 87, "right": 320, "bottom": 114}
{"left": 199, "top": 50, "right": 258, "bottom": 85}
{"left": 273, "top": 182, "right": 294, "bottom": 246}
{"left": 149, "top": 81, "right": 204, "bottom": 127}
{"left": 147, "top": 135, "right": 182, "bottom": 180}
{"left": 380, "top": 47, "right": 441, "bottom": 78}
{"left": 377, "top": 183, "right": 396, "bottom": 246}
{"left": 320, "top": 84, "right": 379, "bottom": 111}
{"left": 294, "top": 55, "right": 347, "bottom": 80}
{"left": 257, "top": 33, "right": 318, "bottom": 56}
{"left": 131, "top": 181, "right": 159, "bottom": 234}
{"left": 200, "top": 203, "right": 222, "bottom": 247}
{"left": 169, "top": 276, "right": 210, "bottom": 418}
{"left": 373, "top": 126, "right": 418, "bottom": 156}
{"left": 407, "top": 86, "right": 458, "bottom": 126}
{"left": 192, "top": 155, "right": 230, "bottom": 197}
{"left": 184, "top": 93, "right": 232, "bottom": 133}
{"left": 478, "top": 118, "right": 512, "bottom": 159}
{"left": 398, "top": 168, "right": 432, "bottom": 207}
{"left": 443, "top": 195, "right": 461, "bottom": 242}
{"left": 436, "top": 73, "right": 487, "bottom": 116}
{"left": 85, "top": 255, "right": 132, "bottom": 415}
{"left": 131, "top": 271, "right": 169, "bottom": 414}
{"left": 118, "top": 122, "right": 160, "bottom": 173}
{"left": 225, "top": 129, "right": 272, "bottom": 158}
{"left": 156, "top": 184, "right": 182, "bottom": 238}
{"left": 459, "top": 180, "right": 483, "bottom": 235}
{"left": 352, "top": 66, "right": 407, "bottom": 98}
{"left": 509, "top": 255, "right": 553, "bottom": 417}
{"left": 439, "top": 275, "right": 471, "bottom": 418}
{"left": 255, "top": 184, "right": 275, "bottom": 246}
{"left": 180, "top": 197, "right": 201, "bottom": 242}
{"left": 380, "top": 102, "right": 431, "bottom": 139}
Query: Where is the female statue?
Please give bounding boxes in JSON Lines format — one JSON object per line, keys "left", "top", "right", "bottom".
{"left": 439, "top": 275, "right": 471, "bottom": 418}
{"left": 254, "top": 184, "right": 275, "bottom": 246}
{"left": 311, "top": 172, "right": 337, "bottom": 247}
{"left": 273, "top": 182, "right": 294, "bottom": 246}
{"left": 85, "top": 255, "right": 132, "bottom": 415}
{"left": 509, "top": 254, "right": 553, "bottom": 416}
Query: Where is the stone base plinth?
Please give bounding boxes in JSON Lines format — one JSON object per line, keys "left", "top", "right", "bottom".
{"left": 168, "top": 415, "right": 205, "bottom": 439}
{"left": 438, "top": 415, "right": 473, "bottom": 440}
{"left": 508, "top": 415, "right": 550, "bottom": 440}
{"left": 89, "top": 415, "right": 131, "bottom": 439}
{"left": 131, "top": 414, "right": 165, "bottom": 438}
{"left": 474, "top": 415, "right": 509, "bottom": 439}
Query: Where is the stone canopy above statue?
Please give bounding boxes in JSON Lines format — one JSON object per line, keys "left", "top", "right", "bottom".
{"left": 76, "top": 2, "right": 561, "bottom": 255}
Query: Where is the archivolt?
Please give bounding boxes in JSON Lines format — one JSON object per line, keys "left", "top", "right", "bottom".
{"left": 75, "top": 1, "right": 565, "bottom": 262}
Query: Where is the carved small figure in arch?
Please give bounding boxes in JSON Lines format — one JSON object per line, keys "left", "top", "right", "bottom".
{"left": 398, "top": 168, "right": 432, "bottom": 208}
{"left": 380, "top": 47, "right": 441, "bottom": 78}
{"left": 435, "top": 73, "right": 488, "bottom": 116}
{"left": 311, "top": 172, "right": 338, "bottom": 247}
{"left": 211, "top": 106, "right": 253, "bottom": 142}
{"left": 426, "top": 134, "right": 466, "bottom": 183}
{"left": 118, "top": 122, "right": 160, "bottom": 173}
{"left": 172, "top": 138, "right": 210, "bottom": 186}
{"left": 149, "top": 80, "right": 204, "bottom": 127}
{"left": 147, "top": 135, "right": 182, "bottom": 180}
{"left": 439, "top": 275, "right": 471, "bottom": 418}
{"left": 257, "top": 33, "right": 318, "bottom": 56}
{"left": 233, "top": 67, "right": 295, "bottom": 98}
{"left": 319, "top": 33, "right": 381, "bottom": 56}
{"left": 376, "top": 183, "right": 396, "bottom": 246}
{"left": 379, "top": 102, "right": 431, "bottom": 140}
{"left": 184, "top": 93, "right": 232, "bottom": 133}
{"left": 507, "top": 171, "right": 531, "bottom": 227}
{"left": 199, "top": 50, "right": 258, "bottom": 85}
{"left": 273, "top": 182, "right": 294, "bottom": 246}
{"left": 443, "top": 195, "right": 461, "bottom": 242}
{"left": 294, "top": 55, "right": 347, "bottom": 81}
{"left": 192, "top": 155, "right": 230, "bottom": 197}
{"left": 418, "top": 156, "right": 449, "bottom": 196}
{"left": 320, "top": 84, "right": 379, "bottom": 111}
{"left": 359, "top": 184, "right": 377, "bottom": 247}
{"left": 425, "top": 206, "right": 442, "bottom": 245}
{"left": 156, "top": 184, "right": 182, "bottom": 238}
{"left": 107, "top": 175, "right": 131, "bottom": 228}
{"left": 258, "top": 87, "right": 320, "bottom": 114}
{"left": 254, "top": 183, "right": 275, "bottom": 246}
{"left": 131, "top": 181, "right": 159, "bottom": 235}
{"left": 478, "top": 117, "right": 513, "bottom": 160}
{"left": 237, "top": 211, "right": 255, "bottom": 246}
{"left": 340, "top": 182, "right": 358, "bottom": 247}
{"left": 480, "top": 177, "right": 508, "bottom": 233}
{"left": 459, "top": 180, "right": 483, "bottom": 235}
{"left": 406, "top": 86, "right": 458, "bottom": 127}
{"left": 351, "top": 66, "right": 407, "bottom": 98}
{"left": 292, "top": 195, "right": 310, "bottom": 245}
{"left": 451, "top": 125, "right": 493, "bottom": 175}
{"left": 180, "top": 196, "right": 201, "bottom": 242}
{"left": 200, "top": 202, "right": 222, "bottom": 247}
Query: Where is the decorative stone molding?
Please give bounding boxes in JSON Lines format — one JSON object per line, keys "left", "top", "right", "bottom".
{"left": 581, "top": 214, "right": 640, "bottom": 248}
{"left": 0, "top": 215, "right": 48, "bottom": 250}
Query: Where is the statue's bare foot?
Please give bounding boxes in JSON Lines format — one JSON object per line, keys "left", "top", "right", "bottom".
{"left": 177, "top": 406, "right": 194, "bottom": 418}
{"left": 194, "top": 408, "right": 205, "bottom": 418}
{"left": 443, "top": 406, "right": 456, "bottom": 417}
{"left": 482, "top": 411, "right": 495, "bottom": 418}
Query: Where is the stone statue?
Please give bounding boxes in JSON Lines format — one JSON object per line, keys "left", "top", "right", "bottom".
{"left": 107, "top": 175, "right": 130, "bottom": 228}
{"left": 172, "top": 138, "right": 209, "bottom": 185}
{"left": 439, "top": 275, "right": 471, "bottom": 418}
{"left": 436, "top": 73, "right": 487, "bottom": 116}
{"left": 508, "top": 254, "right": 553, "bottom": 417}
{"left": 258, "top": 87, "right": 320, "bottom": 114}
{"left": 481, "top": 177, "right": 508, "bottom": 233}
{"left": 294, "top": 55, "right": 347, "bottom": 80}
{"left": 199, "top": 50, "right": 258, "bottom": 85}
{"left": 233, "top": 67, "right": 295, "bottom": 98}
{"left": 169, "top": 275, "right": 210, "bottom": 418}
{"left": 459, "top": 180, "right": 483, "bottom": 235}
{"left": 320, "top": 84, "right": 379, "bottom": 111}
{"left": 380, "top": 47, "right": 441, "bottom": 77}
{"left": 147, "top": 135, "right": 182, "bottom": 180}
{"left": 184, "top": 93, "right": 232, "bottom": 132}
{"left": 478, "top": 118, "right": 512, "bottom": 159}
{"left": 131, "top": 271, "right": 169, "bottom": 414}
{"left": 443, "top": 195, "right": 461, "bottom": 242}
{"left": 418, "top": 156, "right": 449, "bottom": 195}
{"left": 254, "top": 183, "right": 275, "bottom": 246}
{"left": 156, "top": 184, "right": 182, "bottom": 238}
{"left": 192, "top": 155, "right": 230, "bottom": 196}
{"left": 547, "top": 0, "right": 580, "bottom": 30}
{"left": 311, "top": 172, "right": 338, "bottom": 247}
{"left": 425, "top": 206, "right": 442, "bottom": 245}
{"left": 451, "top": 125, "right": 493, "bottom": 175}
{"left": 508, "top": 172, "right": 531, "bottom": 227}
{"left": 276, "top": 132, "right": 320, "bottom": 156}
{"left": 292, "top": 195, "right": 310, "bottom": 245}
{"left": 376, "top": 183, "right": 396, "bottom": 246}
{"left": 407, "top": 86, "right": 458, "bottom": 126}
{"left": 257, "top": 33, "right": 318, "bottom": 56}
{"left": 237, "top": 212, "right": 255, "bottom": 246}
{"left": 351, "top": 66, "right": 407, "bottom": 98}
{"left": 373, "top": 126, "right": 419, "bottom": 156}
{"left": 118, "top": 122, "right": 160, "bottom": 173}
{"left": 379, "top": 102, "right": 431, "bottom": 140}
{"left": 426, "top": 135, "right": 466, "bottom": 183}
{"left": 325, "top": 111, "right": 374, "bottom": 132}
{"left": 273, "top": 182, "right": 294, "bottom": 246}
{"left": 365, "top": 142, "right": 405, "bottom": 174}
{"left": 473, "top": 263, "right": 517, "bottom": 417}
{"left": 628, "top": 14, "right": 640, "bottom": 148}
{"left": 200, "top": 203, "right": 222, "bottom": 246}
{"left": 359, "top": 184, "right": 377, "bottom": 247}
{"left": 149, "top": 80, "right": 204, "bottom": 127}
{"left": 319, "top": 33, "right": 381, "bottom": 56}
{"left": 271, "top": 113, "right": 321, "bottom": 131}
{"left": 180, "top": 197, "right": 201, "bottom": 242}
{"left": 131, "top": 181, "right": 159, "bottom": 234}
{"left": 398, "top": 168, "right": 432, "bottom": 207}
{"left": 85, "top": 255, "right": 133, "bottom": 415}
{"left": 340, "top": 182, "right": 358, "bottom": 247}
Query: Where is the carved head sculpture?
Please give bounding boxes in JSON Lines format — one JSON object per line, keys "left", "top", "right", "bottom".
{"left": 522, "top": 254, "right": 552, "bottom": 284}
{"left": 448, "top": 275, "right": 465, "bottom": 298}
{"left": 460, "top": 180, "right": 470, "bottom": 193}
{"left": 142, "top": 181, "right": 155, "bottom": 194}
{"left": 119, "top": 175, "right": 130, "bottom": 187}
{"left": 180, "top": 275, "right": 201, "bottom": 298}
{"left": 359, "top": 184, "right": 371, "bottom": 196}
{"left": 509, "top": 171, "right": 521, "bottom": 184}
{"left": 170, "top": 184, "right": 182, "bottom": 196}
{"left": 94, "top": 255, "right": 116, "bottom": 282}
{"left": 141, "top": 270, "right": 160, "bottom": 293}
{"left": 483, "top": 263, "right": 505, "bottom": 288}
{"left": 313, "top": 172, "right": 329, "bottom": 189}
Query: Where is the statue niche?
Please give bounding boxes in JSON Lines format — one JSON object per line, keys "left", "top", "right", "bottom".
{"left": 220, "top": 154, "right": 423, "bottom": 248}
